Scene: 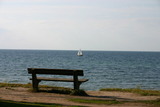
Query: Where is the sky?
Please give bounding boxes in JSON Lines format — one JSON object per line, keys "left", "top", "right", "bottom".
{"left": 0, "top": 0, "right": 160, "bottom": 51}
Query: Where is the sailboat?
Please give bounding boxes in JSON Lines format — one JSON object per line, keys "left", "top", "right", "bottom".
{"left": 77, "top": 49, "right": 83, "bottom": 56}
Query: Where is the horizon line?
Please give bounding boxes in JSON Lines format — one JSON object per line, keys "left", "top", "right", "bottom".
{"left": 0, "top": 48, "right": 160, "bottom": 52}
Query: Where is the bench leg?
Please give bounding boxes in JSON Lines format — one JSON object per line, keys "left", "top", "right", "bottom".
{"left": 74, "top": 82, "right": 82, "bottom": 90}
{"left": 74, "top": 72, "right": 80, "bottom": 90}
{"left": 32, "top": 80, "right": 41, "bottom": 92}
{"left": 77, "top": 82, "right": 82, "bottom": 90}
{"left": 74, "top": 82, "right": 79, "bottom": 90}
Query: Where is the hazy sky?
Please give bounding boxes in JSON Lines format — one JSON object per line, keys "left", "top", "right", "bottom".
{"left": 0, "top": 0, "right": 160, "bottom": 51}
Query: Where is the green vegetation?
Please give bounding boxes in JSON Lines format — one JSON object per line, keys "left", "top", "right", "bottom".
{"left": 69, "top": 98, "right": 121, "bottom": 105}
{"left": 0, "top": 99, "right": 86, "bottom": 107}
{"left": 0, "top": 83, "right": 32, "bottom": 88}
{"left": 70, "top": 98, "right": 160, "bottom": 106}
{"left": 135, "top": 99, "right": 160, "bottom": 106}
{"left": 0, "top": 99, "right": 61, "bottom": 107}
{"left": 128, "top": 98, "right": 160, "bottom": 107}
{"left": 100, "top": 88, "right": 160, "bottom": 96}
{"left": 0, "top": 82, "right": 88, "bottom": 96}
{"left": 0, "top": 82, "right": 56, "bottom": 88}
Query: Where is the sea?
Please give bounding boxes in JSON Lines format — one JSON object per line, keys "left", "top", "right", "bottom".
{"left": 0, "top": 49, "right": 160, "bottom": 91}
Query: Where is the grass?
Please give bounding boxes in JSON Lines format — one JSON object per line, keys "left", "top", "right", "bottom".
{"left": 0, "top": 99, "right": 86, "bottom": 107}
{"left": 69, "top": 98, "right": 122, "bottom": 105}
{"left": 135, "top": 99, "right": 160, "bottom": 106}
{"left": 69, "top": 98, "right": 160, "bottom": 106}
{"left": 0, "top": 99, "right": 62, "bottom": 107}
{"left": 0, "top": 82, "right": 32, "bottom": 88}
{"left": 100, "top": 88, "right": 160, "bottom": 96}
{"left": 0, "top": 82, "right": 56, "bottom": 88}
{"left": 127, "top": 99, "right": 160, "bottom": 107}
{"left": 0, "top": 82, "right": 88, "bottom": 96}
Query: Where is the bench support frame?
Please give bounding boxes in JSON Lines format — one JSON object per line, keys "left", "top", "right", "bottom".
{"left": 28, "top": 68, "right": 88, "bottom": 92}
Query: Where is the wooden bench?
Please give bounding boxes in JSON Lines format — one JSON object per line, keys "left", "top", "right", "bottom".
{"left": 27, "top": 68, "right": 88, "bottom": 91}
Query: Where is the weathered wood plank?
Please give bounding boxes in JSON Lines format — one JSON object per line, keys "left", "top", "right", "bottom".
{"left": 28, "top": 68, "right": 84, "bottom": 76}
{"left": 30, "top": 77, "right": 88, "bottom": 82}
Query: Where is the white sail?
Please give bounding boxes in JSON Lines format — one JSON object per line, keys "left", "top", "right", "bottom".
{"left": 77, "top": 49, "right": 83, "bottom": 56}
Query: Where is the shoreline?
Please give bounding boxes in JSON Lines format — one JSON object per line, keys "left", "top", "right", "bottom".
{"left": 0, "top": 82, "right": 160, "bottom": 107}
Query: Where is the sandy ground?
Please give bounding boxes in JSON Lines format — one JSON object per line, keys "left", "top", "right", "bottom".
{"left": 0, "top": 87, "right": 159, "bottom": 107}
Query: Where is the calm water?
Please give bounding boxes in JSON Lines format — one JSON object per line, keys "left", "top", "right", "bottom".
{"left": 0, "top": 50, "right": 160, "bottom": 90}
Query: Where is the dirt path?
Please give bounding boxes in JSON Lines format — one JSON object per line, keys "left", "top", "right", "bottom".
{"left": 0, "top": 87, "right": 159, "bottom": 107}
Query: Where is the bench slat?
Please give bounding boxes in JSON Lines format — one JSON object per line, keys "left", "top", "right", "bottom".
{"left": 28, "top": 68, "right": 84, "bottom": 76}
{"left": 30, "top": 77, "right": 89, "bottom": 82}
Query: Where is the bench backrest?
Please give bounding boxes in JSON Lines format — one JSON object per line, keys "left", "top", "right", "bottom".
{"left": 28, "top": 68, "right": 84, "bottom": 76}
